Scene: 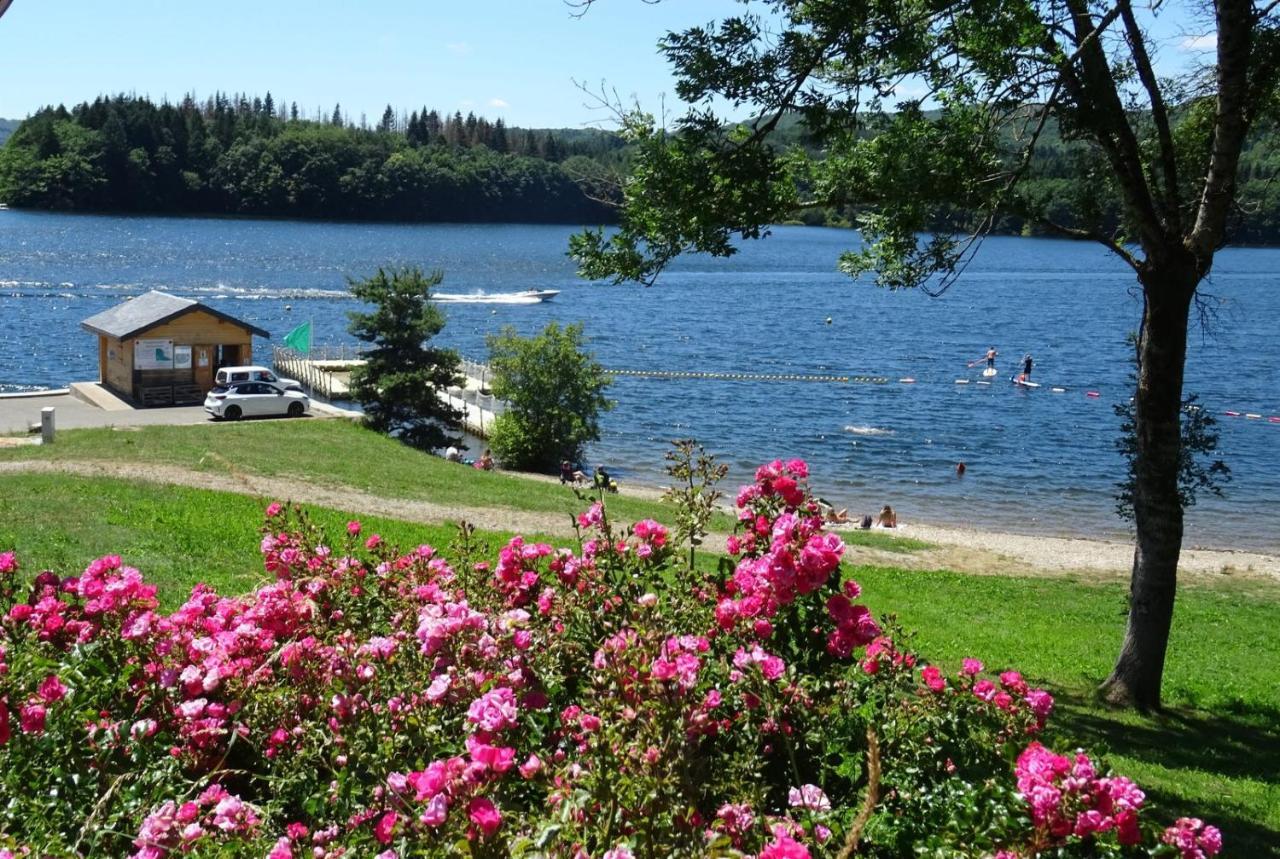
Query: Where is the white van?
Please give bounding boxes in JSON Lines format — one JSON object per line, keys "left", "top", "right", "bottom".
{"left": 213, "top": 365, "right": 303, "bottom": 392}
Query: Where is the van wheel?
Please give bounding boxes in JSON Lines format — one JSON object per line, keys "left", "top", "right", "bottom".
{"left": 287, "top": 402, "right": 304, "bottom": 418}
{"left": 224, "top": 406, "right": 242, "bottom": 421}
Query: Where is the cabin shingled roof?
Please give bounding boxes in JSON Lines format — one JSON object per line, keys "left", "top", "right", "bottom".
{"left": 80, "top": 290, "right": 270, "bottom": 340}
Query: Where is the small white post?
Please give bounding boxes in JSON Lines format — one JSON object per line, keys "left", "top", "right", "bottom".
{"left": 40, "top": 407, "right": 55, "bottom": 444}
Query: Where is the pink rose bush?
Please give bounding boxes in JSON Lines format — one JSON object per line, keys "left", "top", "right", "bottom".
{"left": 0, "top": 455, "right": 1217, "bottom": 856}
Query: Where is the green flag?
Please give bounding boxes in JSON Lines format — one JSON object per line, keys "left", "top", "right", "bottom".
{"left": 282, "top": 321, "right": 312, "bottom": 354}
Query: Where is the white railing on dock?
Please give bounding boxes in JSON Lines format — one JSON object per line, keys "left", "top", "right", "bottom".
{"left": 273, "top": 346, "right": 360, "bottom": 400}
{"left": 441, "top": 386, "right": 501, "bottom": 438}
{"left": 274, "top": 347, "right": 502, "bottom": 436}
{"left": 459, "top": 358, "right": 492, "bottom": 391}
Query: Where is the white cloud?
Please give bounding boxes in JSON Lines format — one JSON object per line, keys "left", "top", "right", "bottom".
{"left": 488, "top": 98, "right": 509, "bottom": 109}
{"left": 1179, "top": 33, "right": 1216, "bottom": 52}
{"left": 446, "top": 42, "right": 471, "bottom": 56}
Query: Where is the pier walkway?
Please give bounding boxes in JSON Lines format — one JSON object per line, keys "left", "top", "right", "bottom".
{"left": 273, "top": 348, "right": 503, "bottom": 437}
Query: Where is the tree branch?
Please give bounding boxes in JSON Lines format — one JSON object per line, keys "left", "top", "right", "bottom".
{"left": 1058, "top": 0, "right": 1168, "bottom": 253}
{"left": 1189, "top": 0, "right": 1256, "bottom": 260}
{"left": 1037, "top": 217, "right": 1142, "bottom": 272}
{"left": 1119, "top": 0, "right": 1183, "bottom": 230}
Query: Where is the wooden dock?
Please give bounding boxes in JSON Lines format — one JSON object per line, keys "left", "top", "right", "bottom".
{"left": 273, "top": 348, "right": 503, "bottom": 437}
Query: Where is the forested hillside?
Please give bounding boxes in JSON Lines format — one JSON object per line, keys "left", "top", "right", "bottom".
{"left": 0, "top": 95, "right": 620, "bottom": 223}
{"left": 0, "top": 119, "right": 18, "bottom": 147}
{"left": 1, "top": 94, "right": 1275, "bottom": 241}
{"left": 769, "top": 110, "right": 1280, "bottom": 244}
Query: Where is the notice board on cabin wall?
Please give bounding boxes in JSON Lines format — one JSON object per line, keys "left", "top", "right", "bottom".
{"left": 134, "top": 339, "right": 174, "bottom": 370}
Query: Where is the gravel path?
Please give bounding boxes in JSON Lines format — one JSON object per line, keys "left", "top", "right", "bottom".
{"left": 5, "top": 458, "right": 1277, "bottom": 583}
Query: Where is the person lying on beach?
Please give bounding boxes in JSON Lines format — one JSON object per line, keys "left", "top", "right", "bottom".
{"left": 815, "top": 497, "right": 848, "bottom": 524}
{"left": 560, "top": 460, "right": 587, "bottom": 484}
{"left": 876, "top": 505, "right": 897, "bottom": 528}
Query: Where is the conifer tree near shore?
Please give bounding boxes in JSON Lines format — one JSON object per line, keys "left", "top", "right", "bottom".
{"left": 347, "top": 267, "right": 464, "bottom": 453}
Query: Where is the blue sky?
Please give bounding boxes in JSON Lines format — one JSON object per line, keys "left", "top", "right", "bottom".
{"left": 0, "top": 0, "right": 744, "bottom": 127}
{"left": 0, "top": 0, "right": 1216, "bottom": 128}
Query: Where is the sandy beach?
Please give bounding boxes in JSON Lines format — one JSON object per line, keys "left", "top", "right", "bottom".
{"left": 523, "top": 471, "right": 1280, "bottom": 584}
{"left": 859, "top": 521, "right": 1280, "bottom": 581}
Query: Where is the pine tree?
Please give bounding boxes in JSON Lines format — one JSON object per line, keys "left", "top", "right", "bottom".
{"left": 347, "top": 268, "right": 464, "bottom": 452}
{"left": 379, "top": 104, "right": 395, "bottom": 134}
{"left": 424, "top": 109, "right": 442, "bottom": 143}
{"left": 330, "top": 103, "right": 343, "bottom": 126}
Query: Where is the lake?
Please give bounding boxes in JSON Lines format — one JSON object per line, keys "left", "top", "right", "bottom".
{"left": 2, "top": 210, "right": 1277, "bottom": 551}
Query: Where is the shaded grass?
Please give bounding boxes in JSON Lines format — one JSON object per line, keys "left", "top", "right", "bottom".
{"left": 853, "top": 565, "right": 1280, "bottom": 856}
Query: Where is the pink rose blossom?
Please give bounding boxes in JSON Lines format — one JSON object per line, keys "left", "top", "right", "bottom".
{"left": 468, "top": 796, "right": 502, "bottom": 837}
{"left": 37, "top": 675, "right": 67, "bottom": 703}
{"left": 18, "top": 703, "right": 46, "bottom": 734}
{"left": 759, "top": 831, "right": 811, "bottom": 859}
{"left": 788, "top": 784, "right": 832, "bottom": 811}
{"left": 466, "top": 687, "right": 519, "bottom": 732}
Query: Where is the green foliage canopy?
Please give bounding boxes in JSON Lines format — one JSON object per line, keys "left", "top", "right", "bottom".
{"left": 486, "top": 322, "right": 614, "bottom": 472}
{"left": 347, "top": 267, "right": 463, "bottom": 453}
{"left": 0, "top": 94, "right": 622, "bottom": 222}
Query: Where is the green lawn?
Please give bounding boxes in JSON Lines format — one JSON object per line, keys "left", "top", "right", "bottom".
{"left": 1, "top": 472, "right": 559, "bottom": 608}
{"left": 2, "top": 427, "right": 1274, "bottom": 854}
{"left": 0, "top": 421, "right": 928, "bottom": 553}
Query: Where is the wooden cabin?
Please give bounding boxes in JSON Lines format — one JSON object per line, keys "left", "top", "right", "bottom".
{"left": 81, "top": 291, "right": 270, "bottom": 406}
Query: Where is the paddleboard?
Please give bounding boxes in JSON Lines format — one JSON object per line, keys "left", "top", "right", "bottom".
{"left": 955, "top": 379, "right": 969, "bottom": 385}
{"left": 1012, "top": 376, "right": 1041, "bottom": 388}
{"left": 982, "top": 367, "right": 997, "bottom": 377}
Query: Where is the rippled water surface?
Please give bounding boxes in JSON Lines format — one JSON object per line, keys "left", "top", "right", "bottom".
{"left": 2, "top": 211, "right": 1277, "bottom": 550}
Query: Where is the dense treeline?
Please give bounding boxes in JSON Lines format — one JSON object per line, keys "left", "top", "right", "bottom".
{"left": 3, "top": 95, "right": 1275, "bottom": 242}
{"left": 0, "top": 94, "right": 621, "bottom": 223}
{"left": 0, "top": 119, "right": 18, "bottom": 147}
{"left": 772, "top": 111, "right": 1280, "bottom": 244}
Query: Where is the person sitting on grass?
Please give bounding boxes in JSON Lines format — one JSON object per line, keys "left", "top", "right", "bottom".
{"left": 475, "top": 449, "right": 495, "bottom": 471}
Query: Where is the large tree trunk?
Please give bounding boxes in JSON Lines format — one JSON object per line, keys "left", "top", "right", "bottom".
{"left": 1099, "top": 269, "right": 1196, "bottom": 710}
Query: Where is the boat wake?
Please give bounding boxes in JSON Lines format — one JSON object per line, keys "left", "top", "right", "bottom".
{"left": 844, "top": 425, "right": 894, "bottom": 436}
{"left": 432, "top": 289, "right": 560, "bottom": 305}
{"left": 0, "top": 282, "right": 351, "bottom": 301}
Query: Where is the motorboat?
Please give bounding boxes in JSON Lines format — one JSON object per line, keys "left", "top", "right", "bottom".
{"left": 432, "top": 289, "right": 560, "bottom": 304}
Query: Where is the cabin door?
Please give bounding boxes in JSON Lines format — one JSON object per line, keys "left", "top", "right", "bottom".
{"left": 193, "top": 345, "right": 214, "bottom": 391}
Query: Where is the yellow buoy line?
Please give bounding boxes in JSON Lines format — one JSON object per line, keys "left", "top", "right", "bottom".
{"left": 602, "top": 369, "right": 889, "bottom": 384}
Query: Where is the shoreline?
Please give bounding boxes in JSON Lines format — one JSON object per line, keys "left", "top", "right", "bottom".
{"left": 516, "top": 469, "right": 1280, "bottom": 582}
{"left": 860, "top": 520, "right": 1280, "bottom": 581}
